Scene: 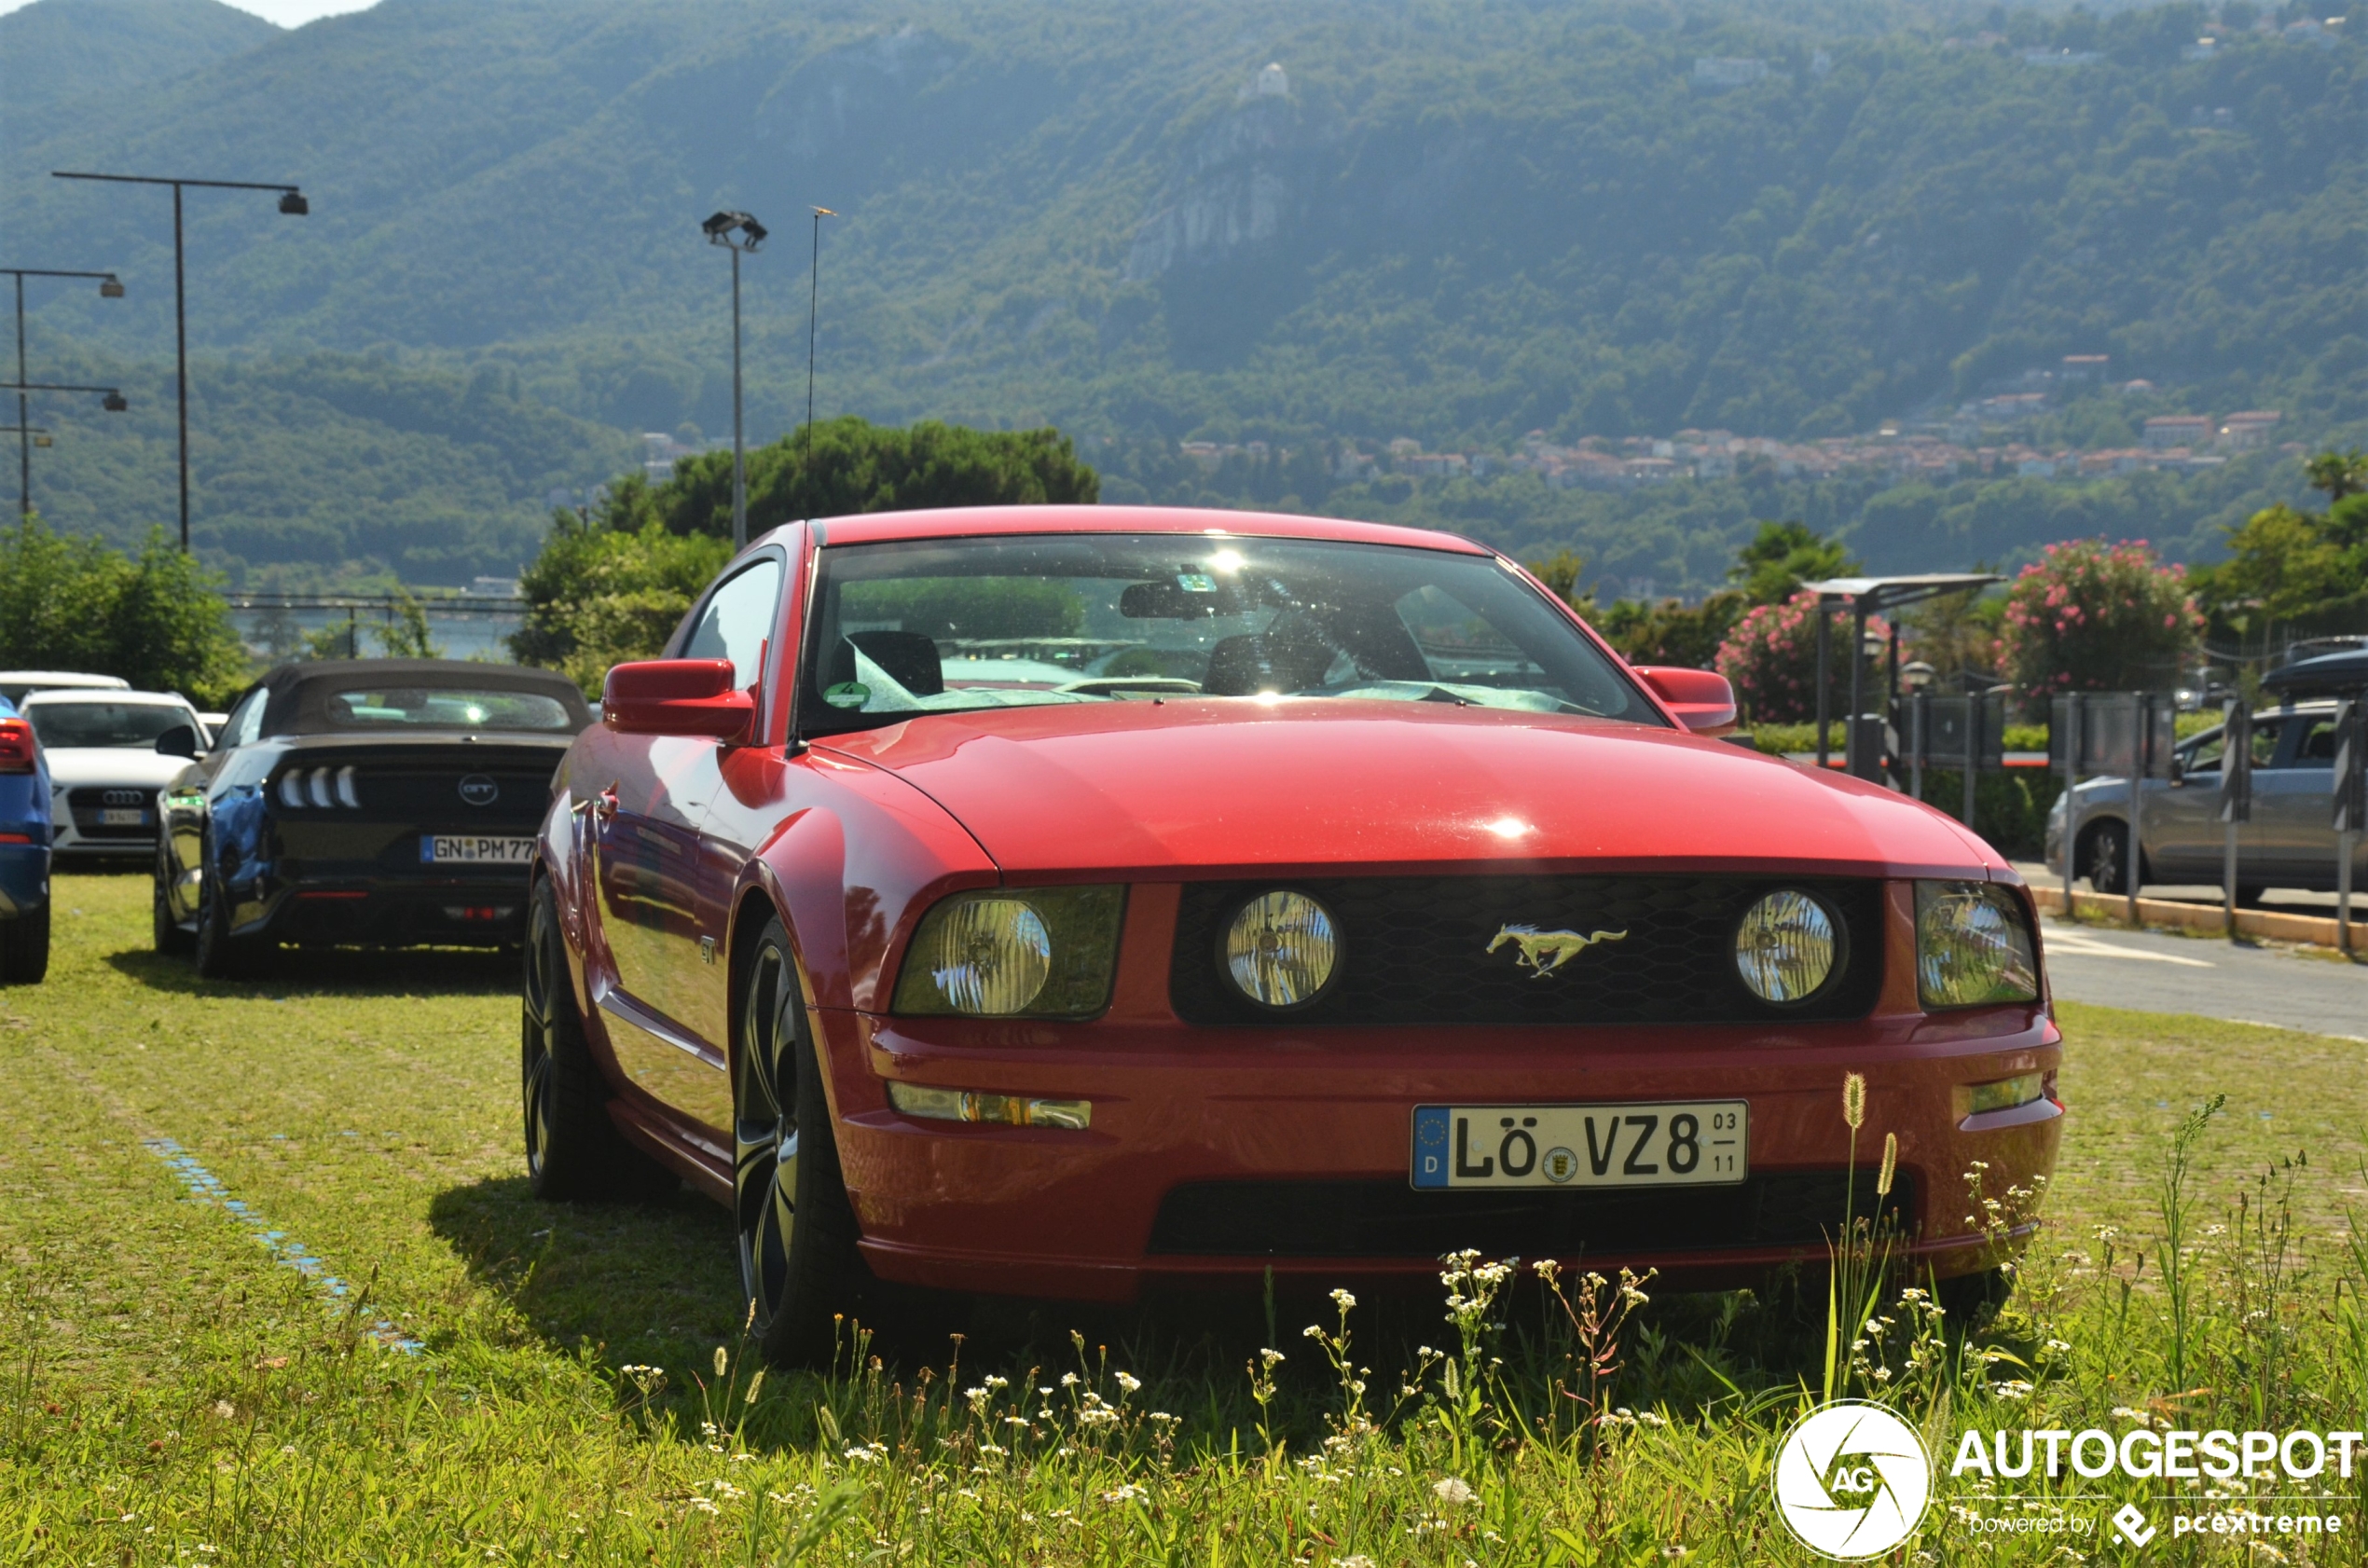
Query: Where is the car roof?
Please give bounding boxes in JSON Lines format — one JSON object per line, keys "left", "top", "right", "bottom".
{"left": 0, "top": 670, "right": 131, "bottom": 689}
{"left": 20, "top": 688, "right": 193, "bottom": 708}
{"left": 247, "top": 657, "right": 593, "bottom": 736}
{"left": 773, "top": 503, "right": 1495, "bottom": 555}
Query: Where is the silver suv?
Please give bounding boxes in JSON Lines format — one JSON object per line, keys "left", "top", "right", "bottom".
{"left": 2046, "top": 698, "right": 2364, "bottom": 901}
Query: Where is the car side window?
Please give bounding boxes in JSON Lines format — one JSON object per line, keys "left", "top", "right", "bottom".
{"left": 2249, "top": 720, "right": 2283, "bottom": 769}
{"left": 221, "top": 689, "right": 267, "bottom": 749}
{"left": 2278, "top": 717, "right": 2336, "bottom": 768}
{"left": 682, "top": 557, "right": 785, "bottom": 691}
{"left": 2183, "top": 729, "right": 2224, "bottom": 773}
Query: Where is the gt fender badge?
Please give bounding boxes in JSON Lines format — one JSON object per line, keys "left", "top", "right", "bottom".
{"left": 458, "top": 775, "right": 499, "bottom": 806}
{"left": 1486, "top": 923, "right": 1627, "bottom": 979}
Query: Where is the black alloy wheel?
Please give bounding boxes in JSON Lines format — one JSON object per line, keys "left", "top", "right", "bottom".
{"left": 152, "top": 843, "right": 194, "bottom": 956}
{"left": 2082, "top": 820, "right": 2131, "bottom": 896}
{"left": 519, "top": 879, "right": 671, "bottom": 1203}
{"left": 192, "top": 837, "right": 266, "bottom": 980}
{"left": 736, "top": 916, "right": 860, "bottom": 1365}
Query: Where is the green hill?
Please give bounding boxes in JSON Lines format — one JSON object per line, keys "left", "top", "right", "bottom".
{"left": 0, "top": 0, "right": 275, "bottom": 122}
{"left": 0, "top": 0, "right": 2360, "bottom": 589}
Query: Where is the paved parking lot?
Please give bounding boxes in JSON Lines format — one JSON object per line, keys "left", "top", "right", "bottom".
{"left": 2034, "top": 915, "right": 2365, "bottom": 1038}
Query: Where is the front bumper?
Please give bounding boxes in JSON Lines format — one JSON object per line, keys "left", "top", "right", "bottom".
{"left": 829, "top": 1005, "right": 2063, "bottom": 1303}
{"left": 0, "top": 844, "right": 48, "bottom": 919}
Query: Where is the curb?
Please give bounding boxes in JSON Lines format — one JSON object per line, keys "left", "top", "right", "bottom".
{"left": 2030, "top": 884, "right": 2357, "bottom": 949}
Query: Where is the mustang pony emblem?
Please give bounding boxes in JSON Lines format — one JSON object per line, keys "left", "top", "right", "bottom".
{"left": 1487, "top": 923, "right": 1629, "bottom": 979}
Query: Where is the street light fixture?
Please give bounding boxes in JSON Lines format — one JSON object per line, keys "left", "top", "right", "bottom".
{"left": 3, "top": 267, "right": 127, "bottom": 516}
{"left": 51, "top": 172, "right": 308, "bottom": 551}
{"left": 702, "top": 210, "right": 766, "bottom": 550}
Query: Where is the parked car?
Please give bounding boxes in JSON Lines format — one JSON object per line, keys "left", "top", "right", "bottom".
{"left": 2045, "top": 697, "right": 2368, "bottom": 899}
{"left": 0, "top": 669, "right": 129, "bottom": 706}
{"left": 21, "top": 689, "right": 210, "bottom": 861}
{"left": 154, "top": 659, "right": 592, "bottom": 978}
{"left": 525, "top": 505, "right": 2062, "bottom": 1362}
{"left": 0, "top": 694, "right": 51, "bottom": 983}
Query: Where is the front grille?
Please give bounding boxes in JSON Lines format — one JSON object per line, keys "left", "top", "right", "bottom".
{"left": 1147, "top": 1171, "right": 1914, "bottom": 1258}
{"left": 65, "top": 787, "right": 155, "bottom": 838}
{"left": 1170, "top": 875, "right": 1883, "bottom": 1026}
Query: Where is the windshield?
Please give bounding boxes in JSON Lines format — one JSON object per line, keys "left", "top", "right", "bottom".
{"left": 324, "top": 687, "right": 578, "bottom": 732}
{"left": 797, "top": 533, "right": 1657, "bottom": 737}
{"left": 27, "top": 702, "right": 193, "bottom": 749}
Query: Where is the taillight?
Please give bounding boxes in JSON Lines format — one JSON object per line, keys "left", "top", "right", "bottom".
{"left": 0, "top": 718, "right": 36, "bottom": 774}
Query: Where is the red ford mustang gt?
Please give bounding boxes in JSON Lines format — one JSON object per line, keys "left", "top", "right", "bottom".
{"left": 524, "top": 505, "right": 2060, "bottom": 1360}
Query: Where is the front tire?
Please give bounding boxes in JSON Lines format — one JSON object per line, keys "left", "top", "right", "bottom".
{"left": 192, "top": 845, "right": 266, "bottom": 980}
{"left": 0, "top": 901, "right": 49, "bottom": 985}
{"left": 736, "top": 916, "right": 860, "bottom": 1366}
{"left": 2082, "top": 820, "right": 2132, "bottom": 896}
{"left": 520, "top": 879, "right": 672, "bottom": 1203}
{"left": 153, "top": 846, "right": 195, "bottom": 956}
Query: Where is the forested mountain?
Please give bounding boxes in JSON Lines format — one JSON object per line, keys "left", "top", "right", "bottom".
{"left": 0, "top": 0, "right": 273, "bottom": 121}
{"left": 0, "top": 0, "right": 2360, "bottom": 586}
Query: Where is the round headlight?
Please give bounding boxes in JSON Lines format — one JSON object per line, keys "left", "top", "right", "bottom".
{"left": 1734, "top": 889, "right": 1838, "bottom": 1004}
{"left": 1223, "top": 890, "right": 1339, "bottom": 1009}
{"left": 1915, "top": 882, "right": 2038, "bottom": 1008}
{"left": 925, "top": 898, "right": 1052, "bottom": 1015}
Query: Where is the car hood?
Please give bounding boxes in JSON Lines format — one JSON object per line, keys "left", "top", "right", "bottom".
{"left": 42, "top": 749, "right": 192, "bottom": 790}
{"left": 815, "top": 699, "right": 2005, "bottom": 880}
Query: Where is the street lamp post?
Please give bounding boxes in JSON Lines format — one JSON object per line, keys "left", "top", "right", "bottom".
{"left": 3, "top": 268, "right": 124, "bottom": 516}
{"left": 701, "top": 210, "right": 767, "bottom": 551}
{"left": 50, "top": 172, "right": 308, "bottom": 552}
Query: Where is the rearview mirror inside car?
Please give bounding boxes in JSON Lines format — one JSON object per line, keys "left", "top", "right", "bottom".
{"left": 601, "top": 659, "right": 754, "bottom": 740}
{"left": 1632, "top": 666, "right": 1739, "bottom": 736}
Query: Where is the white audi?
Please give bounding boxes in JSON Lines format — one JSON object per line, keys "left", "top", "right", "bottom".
{"left": 21, "top": 689, "right": 208, "bottom": 860}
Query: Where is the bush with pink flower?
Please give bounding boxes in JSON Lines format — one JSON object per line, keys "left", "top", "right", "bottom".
{"left": 1998, "top": 539, "right": 2203, "bottom": 700}
{"left": 1714, "top": 590, "right": 1887, "bottom": 723}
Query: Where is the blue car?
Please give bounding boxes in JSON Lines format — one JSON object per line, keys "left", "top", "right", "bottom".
{"left": 0, "top": 693, "right": 52, "bottom": 983}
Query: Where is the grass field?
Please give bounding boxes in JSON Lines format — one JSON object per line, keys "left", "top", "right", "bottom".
{"left": 5, "top": 871, "right": 2367, "bottom": 1563}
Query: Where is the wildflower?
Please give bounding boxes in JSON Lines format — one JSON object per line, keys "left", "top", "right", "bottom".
{"left": 1260, "top": 1348, "right": 1286, "bottom": 1368}
{"left": 713, "top": 1346, "right": 728, "bottom": 1379}
{"left": 742, "top": 1369, "right": 764, "bottom": 1403}
{"left": 1103, "top": 1483, "right": 1148, "bottom": 1504}
{"left": 212, "top": 1400, "right": 235, "bottom": 1420}
{"left": 1842, "top": 1072, "right": 1866, "bottom": 1130}
{"left": 1115, "top": 1371, "right": 1141, "bottom": 1395}
{"left": 1432, "top": 1477, "right": 1476, "bottom": 1506}
{"left": 1060, "top": 1371, "right": 1079, "bottom": 1387}
{"left": 1330, "top": 1287, "right": 1356, "bottom": 1311}
{"left": 1876, "top": 1132, "right": 1897, "bottom": 1198}
{"left": 1304, "top": 1324, "right": 1325, "bottom": 1339}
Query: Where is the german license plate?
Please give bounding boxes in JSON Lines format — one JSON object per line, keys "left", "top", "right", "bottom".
{"left": 97, "top": 809, "right": 147, "bottom": 826}
{"left": 1411, "top": 1101, "right": 1747, "bottom": 1190}
{"left": 420, "top": 834, "right": 535, "bottom": 864}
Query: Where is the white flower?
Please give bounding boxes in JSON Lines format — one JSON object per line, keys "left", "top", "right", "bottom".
{"left": 1432, "top": 1477, "right": 1476, "bottom": 1506}
{"left": 1103, "top": 1483, "right": 1148, "bottom": 1504}
{"left": 1260, "top": 1348, "right": 1286, "bottom": 1368}
{"left": 1330, "top": 1287, "right": 1357, "bottom": 1310}
{"left": 1115, "top": 1371, "right": 1141, "bottom": 1395}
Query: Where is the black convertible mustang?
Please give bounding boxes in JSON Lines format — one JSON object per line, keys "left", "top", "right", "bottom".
{"left": 154, "top": 660, "right": 591, "bottom": 976}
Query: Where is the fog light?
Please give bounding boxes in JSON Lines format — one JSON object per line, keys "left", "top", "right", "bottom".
{"left": 1223, "top": 889, "right": 1339, "bottom": 1009}
{"left": 1966, "top": 1071, "right": 2045, "bottom": 1116}
{"left": 887, "top": 1081, "right": 1091, "bottom": 1130}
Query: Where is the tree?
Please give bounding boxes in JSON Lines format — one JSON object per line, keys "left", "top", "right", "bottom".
{"left": 2192, "top": 449, "right": 2368, "bottom": 639}
{"left": 601, "top": 417, "right": 1099, "bottom": 540}
{"left": 1728, "top": 519, "right": 1855, "bottom": 605}
{"left": 1997, "top": 539, "right": 2203, "bottom": 699}
{"left": 0, "top": 515, "right": 249, "bottom": 705}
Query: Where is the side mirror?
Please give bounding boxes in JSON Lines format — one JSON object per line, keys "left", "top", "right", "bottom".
{"left": 601, "top": 659, "right": 755, "bottom": 740}
{"left": 1633, "top": 666, "right": 1739, "bottom": 736}
{"left": 155, "top": 724, "right": 200, "bottom": 760}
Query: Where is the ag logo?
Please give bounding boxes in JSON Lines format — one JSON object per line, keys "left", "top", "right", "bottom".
{"left": 458, "top": 775, "right": 499, "bottom": 806}
{"left": 1773, "top": 1400, "right": 1931, "bottom": 1560}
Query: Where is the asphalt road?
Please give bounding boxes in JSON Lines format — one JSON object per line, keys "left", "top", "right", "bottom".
{"left": 2034, "top": 915, "right": 2366, "bottom": 1038}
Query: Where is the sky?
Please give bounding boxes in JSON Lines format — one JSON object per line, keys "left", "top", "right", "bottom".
{"left": 0, "top": 0, "right": 379, "bottom": 22}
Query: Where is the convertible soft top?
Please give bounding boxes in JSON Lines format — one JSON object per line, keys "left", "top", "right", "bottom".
{"left": 245, "top": 659, "right": 593, "bottom": 736}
